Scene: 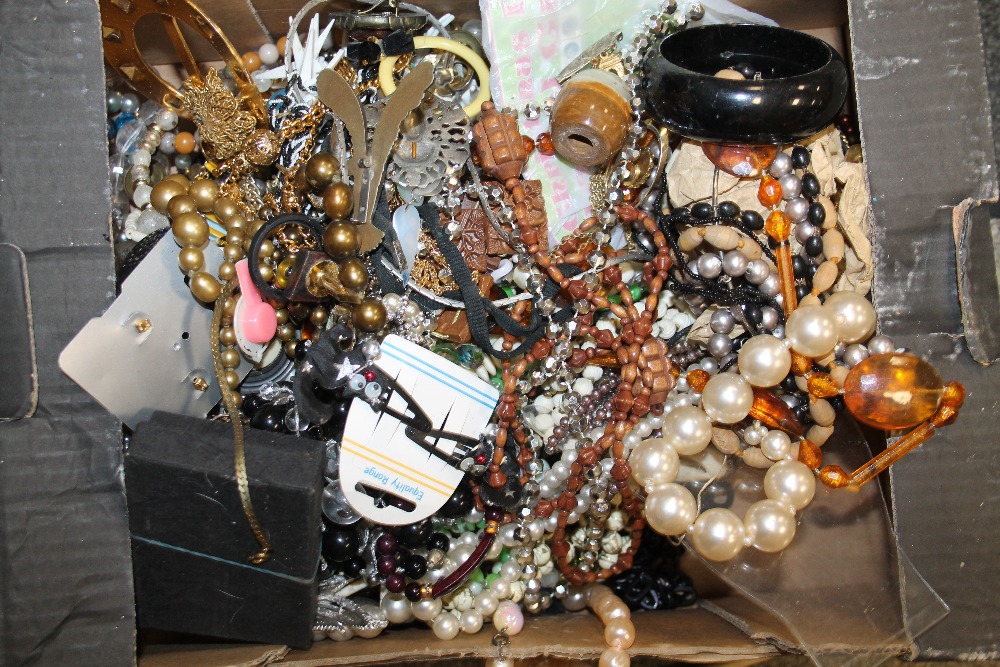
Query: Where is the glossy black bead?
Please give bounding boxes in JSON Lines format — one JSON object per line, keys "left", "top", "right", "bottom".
{"left": 403, "top": 554, "right": 428, "bottom": 579}
{"left": 804, "top": 235, "right": 823, "bottom": 257}
{"left": 404, "top": 582, "right": 423, "bottom": 602}
{"left": 241, "top": 393, "right": 269, "bottom": 418}
{"left": 717, "top": 200, "right": 740, "bottom": 218}
{"left": 791, "top": 146, "right": 811, "bottom": 169}
{"left": 428, "top": 533, "right": 450, "bottom": 553}
{"left": 441, "top": 482, "right": 473, "bottom": 517}
{"left": 734, "top": 62, "right": 757, "bottom": 79}
{"left": 745, "top": 305, "right": 763, "bottom": 326}
{"left": 249, "top": 404, "right": 286, "bottom": 432}
{"left": 375, "top": 533, "right": 398, "bottom": 555}
{"left": 741, "top": 210, "right": 765, "bottom": 231}
{"left": 791, "top": 255, "right": 808, "bottom": 279}
{"left": 795, "top": 284, "right": 810, "bottom": 300}
{"left": 376, "top": 554, "right": 397, "bottom": 575}
{"left": 293, "top": 339, "right": 310, "bottom": 361}
{"left": 398, "top": 520, "right": 433, "bottom": 548}
{"left": 322, "top": 526, "right": 358, "bottom": 563}
{"left": 808, "top": 201, "right": 826, "bottom": 226}
{"left": 781, "top": 374, "right": 798, "bottom": 392}
{"left": 343, "top": 556, "right": 365, "bottom": 579}
{"left": 691, "top": 202, "right": 715, "bottom": 219}
{"left": 634, "top": 231, "right": 657, "bottom": 256}
{"left": 800, "top": 173, "right": 820, "bottom": 198}
{"left": 485, "top": 506, "right": 504, "bottom": 522}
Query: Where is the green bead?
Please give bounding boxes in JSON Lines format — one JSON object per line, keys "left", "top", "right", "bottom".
{"left": 630, "top": 284, "right": 645, "bottom": 300}
{"left": 486, "top": 572, "right": 500, "bottom": 585}
{"left": 470, "top": 569, "right": 485, "bottom": 584}
{"left": 490, "top": 373, "right": 503, "bottom": 391}
{"left": 499, "top": 548, "right": 511, "bottom": 562}
{"left": 501, "top": 284, "right": 515, "bottom": 298}
{"left": 607, "top": 292, "right": 622, "bottom": 304}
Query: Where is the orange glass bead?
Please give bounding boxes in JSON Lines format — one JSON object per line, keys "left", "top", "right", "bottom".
{"left": 806, "top": 372, "right": 840, "bottom": 399}
{"left": 749, "top": 387, "right": 806, "bottom": 437}
{"left": 843, "top": 353, "right": 944, "bottom": 430}
{"left": 758, "top": 175, "right": 782, "bottom": 208}
{"left": 790, "top": 351, "right": 812, "bottom": 376}
{"left": 941, "top": 380, "right": 966, "bottom": 408}
{"left": 686, "top": 369, "right": 709, "bottom": 393}
{"left": 702, "top": 143, "right": 777, "bottom": 178}
{"left": 174, "top": 131, "right": 196, "bottom": 155}
{"left": 536, "top": 132, "right": 556, "bottom": 156}
{"left": 765, "top": 210, "right": 792, "bottom": 242}
{"left": 798, "top": 439, "right": 823, "bottom": 470}
{"left": 818, "top": 465, "right": 851, "bottom": 488}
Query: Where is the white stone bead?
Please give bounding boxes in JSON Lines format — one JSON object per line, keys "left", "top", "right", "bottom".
{"left": 259, "top": 43, "right": 280, "bottom": 65}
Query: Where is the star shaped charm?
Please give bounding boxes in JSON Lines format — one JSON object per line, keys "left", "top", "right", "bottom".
{"left": 333, "top": 356, "right": 361, "bottom": 383}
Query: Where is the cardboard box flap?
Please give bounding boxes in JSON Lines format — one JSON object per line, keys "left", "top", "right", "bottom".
{"left": 951, "top": 198, "right": 1000, "bottom": 365}
{"left": 0, "top": 244, "right": 37, "bottom": 421}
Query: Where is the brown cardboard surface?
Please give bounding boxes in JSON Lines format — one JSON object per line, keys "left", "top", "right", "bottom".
{"left": 849, "top": 0, "right": 1000, "bottom": 658}
{"left": 0, "top": 1, "right": 135, "bottom": 666}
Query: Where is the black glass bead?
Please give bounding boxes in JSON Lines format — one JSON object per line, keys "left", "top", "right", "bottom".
{"left": 792, "top": 255, "right": 808, "bottom": 279}
{"left": 795, "top": 284, "right": 810, "bottom": 300}
{"left": 403, "top": 554, "right": 428, "bottom": 579}
{"left": 398, "top": 520, "right": 433, "bottom": 548}
{"left": 800, "top": 173, "right": 820, "bottom": 198}
{"left": 745, "top": 305, "right": 763, "bottom": 326}
{"left": 376, "top": 533, "right": 398, "bottom": 555}
{"left": 376, "top": 554, "right": 397, "bottom": 575}
{"left": 828, "top": 394, "right": 845, "bottom": 410}
{"left": 691, "top": 202, "right": 715, "bottom": 219}
{"left": 671, "top": 206, "right": 691, "bottom": 218}
{"left": 781, "top": 374, "right": 798, "bottom": 392}
{"left": 404, "top": 582, "right": 423, "bottom": 602}
{"left": 485, "top": 506, "right": 504, "bottom": 522}
{"left": 734, "top": 62, "right": 756, "bottom": 79}
{"left": 741, "top": 210, "right": 765, "bottom": 231}
{"left": 249, "top": 404, "right": 286, "bottom": 432}
{"left": 241, "top": 393, "right": 269, "bottom": 418}
{"left": 428, "top": 533, "right": 450, "bottom": 553}
{"left": 322, "top": 526, "right": 359, "bottom": 563}
{"left": 441, "top": 482, "right": 473, "bottom": 517}
{"left": 293, "top": 339, "right": 310, "bottom": 361}
{"left": 634, "top": 231, "right": 657, "bottom": 256}
{"left": 806, "top": 261, "right": 818, "bottom": 278}
{"left": 804, "top": 235, "right": 823, "bottom": 257}
{"left": 717, "top": 200, "right": 740, "bottom": 218}
{"left": 343, "top": 556, "right": 365, "bottom": 579}
{"left": 791, "top": 146, "right": 811, "bottom": 169}
{"left": 808, "top": 201, "right": 826, "bottom": 226}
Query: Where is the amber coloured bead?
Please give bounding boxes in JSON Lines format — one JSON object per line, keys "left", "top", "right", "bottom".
{"left": 818, "top": 465, "right": 851, "bottom": 488}
{"left": 797, "top": 439, "right": 823, "bottom": 469}
{"left": 843, "top": 353, "right": 944, "bottom": 430}
{"left": 765, "top": 210, "right": 792, "bottom": 242}
{"left": 806, "top": 372, "right": 840, "bottom": 399}
{"left": 757, "top": 175, "right": 783, "bottom": 208}
{"left": 749, "top": 387, "right": 806, "bottom": 437}
{"left": 702, "top": 142, "right": 777, "bottom": 178}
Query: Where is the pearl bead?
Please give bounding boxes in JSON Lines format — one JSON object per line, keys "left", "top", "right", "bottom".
{"left": 785, "top": 196, "right": 809, "bottom": 222}
{"left": 604, "top": 618, "right": 636, "bottom": 650}
{"left": 764, "top": 460, "right": 816, "bottom": 510}
{"left": 711, "top": 309, "right": 736, "bottom": 334}
{"left": 745, "top": 259, "right": 770, "bottom": 285}
{"left": 599, "top": 648, "right": 631, "bottom": 667}
{"left": 432, "top": 612, "right": 460, "bottom": 640}
{"left": 475, "top": 590, "right": 499, "bottom": 615}
{"left": 259, "top": 43, "right": 280, "bottom": 65}
{"left": 493, "top": 601, "right": 524, "bottom": 635}
{"left": 867, "top": 335, "right": 895, "bottom": 355}
{"left": 690, "top": 508, "right": 746, "bottom": 562}
{"left": 768, "top": 151, "right": 792, "bottom": 177}
{"left": 784, "top": 305, "right": 839, "bottom": 358}
{"left": 744, "top": 499, "right": 797, "bottom": 552}
{"left": 460, "top": 609, "right": 483, "bottom": 634}
{"left": 701, "top": 373, "right": 753, "bottom": 424}
{"left": 760, "top": 273, "right": 780, "bottom": 297}
{"left": 500, "top": 559, "right": 521, "bottom": 581}
{"left": 644, "top": 483, "right": 698, "bottom": 536}
{"left": 760, "top": 430, "right": 792, "bottom": 461}
{"left": 779, "top": 173, "right": 801, "bottom": 199}
{"left": 380, "top": 594, "right": 413, "bottom": 624}
{"left": 696, "top": 254, "right": 722, "bottom": 279}
{"left": 722, "top": 250, "right": 748, "bottom": 277}
{"left": 738, "top": 334, "right": 791, "bottom": 387}
{"left": 824, "top": 291, "right": 877, "bottom": 344}
{"left": 843, "top": 343, "right": 869, "bottom": 367}
{"left": 660, "top": 406, "right": 713, "bottom": 455}
{"left": 563, "top": 586, "right": 587, "bottom": 611}
{"left": 708, "top": 332, "right": 733, "bottom": 358}
{"left": 629, "top": 438, "right": 679, "bottom": 489}
{"left": 412, "top": 598, "right": 443, "bottom": 621}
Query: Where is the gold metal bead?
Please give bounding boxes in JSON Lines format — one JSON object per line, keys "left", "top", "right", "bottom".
{"left": 172, "top": 212, "right": 209, "bottom": 248}
{"left": 188, "top": 179, "right": 220, "bottom": 212}
{"left": 178, "top": 246, "right": 205, "bottom": 274}
{"left": 220, "top": 326, "right": 237, "bottom": 347}
{"left": 322, "top": 182, "right": 353, "bottom": 220}
{"left": 133, "top": 318, "right": 152, "bottom": 334}
{"left": 220, "top": 348, "right": 241, "bottom": 369}
{"left": 305, "top": 152, "right": 340, "bottom": 190}
{"left": 167, "top": 194, "right": 198, "bottom": 219}
{"left": 226, "top": 214, "right": 248, "bottom": 232}
{"left": 213, "top": 197, "right": 239, "bottom": 222}
{"left": 226, "top": 230, "right": 246, "bottom": 248}
{"left": 323, "top": 221, "right": 359, "bottom": 259}
{"left": 217, "top": 260, "right": 237, "bottom": 282}
{"left": 224, "top": 370, "right": 241, "bottom": 389}
{"left": 190, "top": 271, "right": 222, "bottom": 303}
{"left": 150, "top": 179, "right": 187, "bottom": 214}
{"left": 275, "top": 308, "right": 290, "bottom": 325}
{"left": 164, "top": 173, "right": 191, "bottom": 189}
{"left": 310, "top": 306, "right": 329, "bottom": 327}
{"left": 339, "top": 257, "right": 369, "bottom": 291}
{"left": 258, "top": 263, "right": 274, "bottom": 283}
{"left": 284, "top": 340, "right": 299, "bottom": 358}
{"left": 276, "top": 323, "right": 296, "bottom": 341}
{"left": 224, "top": 243, "right": 245, "bottom": 262}
{"left": 352, "top": 298, "right": 387, "bottom": 333}
{"left": 192, "top": 377, "right": 209, "bottom": 392}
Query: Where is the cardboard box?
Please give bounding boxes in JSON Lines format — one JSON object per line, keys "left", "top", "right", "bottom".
{"left": 1, "top": 0, "right": 997, "bottom": 665}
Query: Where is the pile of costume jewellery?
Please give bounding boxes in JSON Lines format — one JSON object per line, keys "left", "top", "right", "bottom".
{"left": 101, "top": 0, "right": 965, "bottom": 664}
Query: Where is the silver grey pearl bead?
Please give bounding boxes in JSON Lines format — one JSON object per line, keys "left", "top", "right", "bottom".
{"left": 786, "top": 196, "right": 810, "bottom": 222}
{"left": 779, "top": 173, "right": 802, "bottom": 200}
{"left": 120, "top": 93, "right": 140, "bottom": 115}
{"left": 760, "top": 273, "right": 781, "bottom": 297}
{"left": 525, "top": 578, "right": 542, "bottom": 594}
{"left": 745, "top": 259, "right": 770, "bottom": 285}
{"left": 769, "top": 151, "right": 792, "bottom": 178}
{"left": 700, "top": 358, "right": 719, "bottom": 374}
{"left": 708, "top": 332, "right": 733, "bottom": 358}
{"left": 772, "top": 324, "right": 785, "bottom": 339}
{"left": 696, "top": 253, "right": 723, "bottom": 279}
{"left": 795, "top": 222, "right": 817, "bottom": 244}
{"left": 710, "top": 308, "right": 736, "bottom": 334}
{"left": 843, "top": 343, "right": 870, "bottom": 367}
{"left": 760, "top": 306, "right": 779, "bottom": 331}
{"left": 781, "top": 394, "right": 801, "bottom": 409}
{"left": 868, "top": 335, "right": 895, "bottom": 355}
{"left": 563, "top": 586, "right": 588, "bottom": 611}
{"left": 833, "top": 342, "right": 846, "bottom": 358}
{"left": 722, "top": 250, "right": 748, "bottom": 277}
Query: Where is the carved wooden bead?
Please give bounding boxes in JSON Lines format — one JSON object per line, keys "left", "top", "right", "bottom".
{"left": 550, "top": 70, "right": 631, "bottom": 167}
{"left": 471, "top": 102, "right": 528, "bottom": 182}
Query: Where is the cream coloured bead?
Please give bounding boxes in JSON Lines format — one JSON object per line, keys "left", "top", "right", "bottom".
{"left": 760, "top": 430, "right": 793, "bottom": 461}
{"left": 690, "top": 508, "right": 746, "bottom": 562}
{"left": 644, "top": 483, "right": 698, "bottom": 536}
{"left": 824, "top": 290, "right": 877, "bottom": 344}
{"left": 764, "top": 460, "right": 816, "bottom": 510}
{"left": 822, "top": 228, "right": 845, "bottom": 262}
{"left": 628, "top": 438, "right": 679, "bottom": 489}
{"left": 601, "top": 601, "right": 630, "bottom": 622}
{"left": 809, "top": 398, "right": 836, "bottom": 427}
{"left": 701, "top": 373, "right": 754, "bottom": 424}
{"left": 741, "top": 447, "right": 774, "bottom": 469}
{"left": 807, "top": 424, "right": 835, "bottom": 446}
{"left": 474, "top": 589, "right": 499, "bottom": 616}
{"left": 380, "top": 594, "right": 414, "bottom": 624}
{"left": 660, "top": 406, "right": 713, "bottom": 455}
{"left": 738, "top": 334, "right": 791, "bottom": 387}
{"left": 711, "top": 428, "right": 741, "bottom": 455}
{"left": 810, "top": 261, "right": 839, "bottom": 295}
{"left": 432, "top": 612, "right": 460, "bottom": 640}
{"left": 412, "top": 598, "right": 443, "bottom": 621}
{"left": 460, "top": 609, "right": 483, "bottom": 634}
{"left": 744, "top": 499, "right": 797, "bottom": 552}
{"left": 599, "top": 648, "right": 631, "bottom": 667}
{"left": 604, "top": 618, "right": 636, "bottom": 650}
{"left": 493, "top": 601, "right": 524, "bottom": 635}
{"left": 784, "top": 305, "right": 839, "bottom": 358}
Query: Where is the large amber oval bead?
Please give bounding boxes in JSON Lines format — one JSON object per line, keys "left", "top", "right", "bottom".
{"left": 843, "top": 353, "right": 944, "bottom": 430}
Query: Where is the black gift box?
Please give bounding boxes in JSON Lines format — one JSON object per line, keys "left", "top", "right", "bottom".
{"left": 126, "top": 411, "right": 325, "bottom": 649}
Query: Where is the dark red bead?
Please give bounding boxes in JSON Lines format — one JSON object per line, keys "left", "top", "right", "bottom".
{"left": 364, "top": 370, "right": 376, "bottom": 381}
{"left": 386, "top": 573, "right": 406, "bottom": 593}
{"left": 377, "top": 554, "right": 397, "bottom": 575}
{"left": 485, "top": 506, "right": 503, "bottom": 522}
{"left": 375, "top": 533, "right": 397, "bottom": 555}
{"left": 404, "top": 582, "right": 423, "bottom": 601}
